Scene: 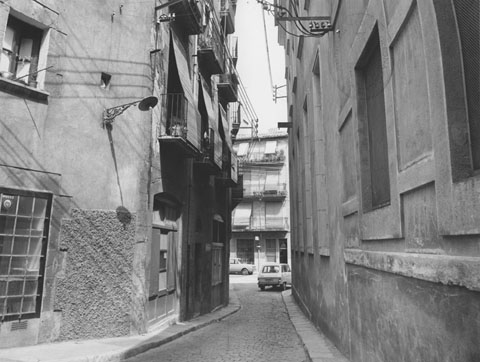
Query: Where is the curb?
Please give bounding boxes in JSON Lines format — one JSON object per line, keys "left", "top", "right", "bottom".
{"left": 280, "top": 290, "right": 313, "bottom": 362}
{"left": 281, "top": 290, "right": 350, "bottom": 362}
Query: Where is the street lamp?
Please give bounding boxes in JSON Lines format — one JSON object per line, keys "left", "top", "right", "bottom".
{"left": 255, "top": 235, "right": 261, "bottom": 273}
{"left": 102, "top": 96, "right": 158, "bottom": 128}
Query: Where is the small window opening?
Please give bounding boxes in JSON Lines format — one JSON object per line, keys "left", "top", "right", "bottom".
{"left": 100, "top": 72, "right": 111, "bottom": 89}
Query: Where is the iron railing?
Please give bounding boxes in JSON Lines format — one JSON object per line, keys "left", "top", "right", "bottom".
{"left": 162, "top": 93, "right": 188, "bottom": 138}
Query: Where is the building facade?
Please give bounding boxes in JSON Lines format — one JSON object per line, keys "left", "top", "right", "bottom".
{"left": 231, "top": 132, "right": 290, "bottom": 271}
{"left": 275, "top": 0, "right": 480, "bottom": 361}
{"left": 0, "top": 0, "right": 241, "bottom": 348}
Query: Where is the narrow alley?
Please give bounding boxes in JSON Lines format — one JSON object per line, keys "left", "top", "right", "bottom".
{"left": 126, "top": 276, "right": 308, "bottom": 362}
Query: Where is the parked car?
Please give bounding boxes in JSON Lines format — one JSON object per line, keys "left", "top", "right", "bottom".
{"left": 229, "top": 258, "right": 255, "bottom": 275}
{"left": 257, "top": 262, "right": 292, "bottom": 291}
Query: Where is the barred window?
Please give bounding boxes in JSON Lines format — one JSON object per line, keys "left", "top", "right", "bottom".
{"left": 0, "top": 189, "right": 51, "bottom": 320}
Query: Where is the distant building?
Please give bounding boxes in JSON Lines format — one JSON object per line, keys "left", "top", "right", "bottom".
{"left": 0, "top": 0, "right": 241, "bottom": 348}
{"left": 231, "top": 132, "right": 290, "bottom": 271}
{"left": 275, "top": 0, "right": 480, "bottom": 361}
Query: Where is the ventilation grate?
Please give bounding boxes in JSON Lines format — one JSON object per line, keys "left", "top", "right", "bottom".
{"left": 11, "top": 320, "right": 28, "bottom": 331}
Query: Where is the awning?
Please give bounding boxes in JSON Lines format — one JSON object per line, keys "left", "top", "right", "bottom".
{"left": 237, "top": 142, "right": 249, "bottom": 156}
{"left": 171, "top": 31, "right": 201, "bottom": 150}
{"left": 265, "top": 140, "right": 277, "bottom": 154}
{"left": 233, "top": 203, "right": 252, "bottom": 226}
{"left": 265, "top": 170, "right": 279, "bottom": 189}
{"left": 219, "top": 106, "right": 233, "bottom": 152}
{"left": 200, "top": 76, "right": 222, "bottom": 168}
{"left": 200, "top": 76, "right": 215, "bottom": 123}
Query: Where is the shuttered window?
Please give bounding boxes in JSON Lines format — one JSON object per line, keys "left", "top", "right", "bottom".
{"left": 0, "top": 16, "right": 43, "bottom": 87}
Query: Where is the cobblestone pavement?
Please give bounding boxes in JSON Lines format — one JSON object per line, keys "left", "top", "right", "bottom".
{"left": 126, "top": 280, "right": 309, "bottom": 362}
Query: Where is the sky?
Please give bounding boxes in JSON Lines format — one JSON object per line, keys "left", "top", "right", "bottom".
{"left": 234, "top": 0, "right": 287, "bottom": 135}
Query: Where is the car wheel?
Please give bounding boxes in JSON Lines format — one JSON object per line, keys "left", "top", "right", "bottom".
{"left": 260, "top": 286, "right": 265, "bottom": 291}
{"left": 241, "top": 268, "right": 249, "bottom": 275}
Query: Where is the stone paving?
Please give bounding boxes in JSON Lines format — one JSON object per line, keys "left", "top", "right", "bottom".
{"left": 125, "top": 281, "right": 310, "bottom": 362}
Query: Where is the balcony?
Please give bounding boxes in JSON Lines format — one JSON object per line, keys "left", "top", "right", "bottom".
{"left": 158, "top": 93, "right": 199, "bottom": 156}
{"left": 198, "top": 18, "right": 225, "bottom": 76}
{"left": 195, "top": 128, "right": 218, "bottom": 173}
{"left": 221, "top": 0, "right": 236, "bottom": 35}
{"left": 231, "top": 174, "right": 244, "bottom": 208}
{"left": 232, "top": 216, "right": 289, "bottom": 232}
{"left": 169, "top": 0, "right": 204, "bottom": 35}
{"left": 216, "top": 151, "right": 238, "bottom": 187}
{"left": 243, "top": 183, "right": 288, "bottom": 200}
{"left": 239, "top": 150, "right": 286, "bottom": 165}
{"left": 229, "top": 36, "right": 238, "bottom": 67}
{"left": 217, "top": 73, "right": 238, "bottom": 103}
{"left": 229, "top": 102, "right": 241, "bottom": 138}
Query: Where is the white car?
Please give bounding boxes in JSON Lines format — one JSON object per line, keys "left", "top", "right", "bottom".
{"left": 229, "top": 258, "right": 255, "bottom": 275}
{"left": 257, "top": 262, "right": 292, "bottom": 291}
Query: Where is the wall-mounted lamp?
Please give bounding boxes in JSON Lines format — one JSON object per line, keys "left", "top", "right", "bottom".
{"left": 103, "top": 96, "right": 158, "bottom": 128}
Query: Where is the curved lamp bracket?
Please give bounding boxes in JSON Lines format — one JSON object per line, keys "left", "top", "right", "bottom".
{"left": 103, "top": 96, "right": 158, "bottom": 128}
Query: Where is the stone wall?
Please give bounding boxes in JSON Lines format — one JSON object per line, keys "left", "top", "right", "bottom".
{"left": 55, "top": 209, "right": 136, "bottom": 340}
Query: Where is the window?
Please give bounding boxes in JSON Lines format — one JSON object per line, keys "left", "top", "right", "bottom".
{"left": 0, "top": 189, "right": 50, "bottom": 320}
{"left": 265, "top": 239, "right": 276, "bottom": 262}
{"left": 0, "top": 15, "right": 45, "bottom": 87}
{"left": 356, "top": 27, "right": 390, "bottom": 209}
{"left": 236, "top": 239, "right": 254, "bottom": 264}
{"left": 453, "top": 0, "right": 480, "bottom": 169}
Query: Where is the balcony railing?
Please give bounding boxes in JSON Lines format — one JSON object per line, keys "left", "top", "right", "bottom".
{"left": 218, "top": 73, "right": 238, "bottom": 103}
{"left": 239, "top": 150, "right": 286, "bottom": 164}
{"left": 198, "top": 18, "right": 225, "bottom": 75}
{"left": 216, "top": 151, "right": 238, "bottom": 187}
{"left": 202, "top": 127, "right": 215, "bottom": 160}
{"left": 169, "top": 0, "right": 204, "bottom": 35}
{"left": 195, "top": 127, "right": 220, "bottom": 174}
{"left": 229, "top": 102, "right": 241, "bottom": 138}
{"left": 231, "top": 174, "right": 244, "bottom": 208}
{"left": 221, "top": 0, "right": 236, "bottom": 34}
{"left": 229, "top": 36, "right": 238, "bottom": 66}
{"left": 158, "top": 93, "right": 198, "bottom": 155}
{"left": 243, "top": 183, "right": 288, "bottom": 199}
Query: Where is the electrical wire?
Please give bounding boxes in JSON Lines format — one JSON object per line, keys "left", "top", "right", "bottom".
{"left": 206, "top": 0, "right": 259, "bottom": 132}
{"left": 262, "top": 6, "right": 274, "bottom": 95}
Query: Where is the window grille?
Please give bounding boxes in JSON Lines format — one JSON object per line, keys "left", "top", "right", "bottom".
{"left": 0, "top": 189, "right": 50, "bottom": 320}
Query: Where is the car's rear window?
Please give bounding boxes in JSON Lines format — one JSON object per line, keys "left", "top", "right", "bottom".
{"left": 262, "top": 265, "right": 280, "bottom": 273}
